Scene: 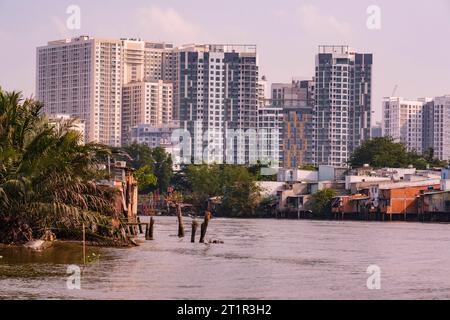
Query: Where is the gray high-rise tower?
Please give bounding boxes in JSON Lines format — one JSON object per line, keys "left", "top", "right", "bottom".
{"left": 313, "top": 45, "right": 372, "bottom": 167}
{"left": 179, "top": 44, "right": 258, "bottom": 164}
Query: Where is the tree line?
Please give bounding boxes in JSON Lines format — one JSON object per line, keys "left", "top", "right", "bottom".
{"left": 349, "top": 137, "right": 448, "bottom": 169}
{"left": 0, "top": 89, "right": 129, "bottom": 244}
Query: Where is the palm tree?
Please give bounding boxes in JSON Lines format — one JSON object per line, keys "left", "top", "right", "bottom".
{"left": 0, "top": 89, "right": 128, "bottom": 244}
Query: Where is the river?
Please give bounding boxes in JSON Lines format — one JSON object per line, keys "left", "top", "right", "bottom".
{"left": 1, "top": 216, "right": 450, "bottom": 300}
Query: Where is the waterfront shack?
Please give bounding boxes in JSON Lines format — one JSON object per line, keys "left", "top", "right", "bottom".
{"left": 418, "top": 191, "right": 450, "bottom": 220}
{"left": 378, "top": 183, "right": 440, "bottom": 220}
{"left": 331, "top": 194, "right": 374, "bottom": 220}
{"left": 98, "top": 161, "right": 138, "bottom": 223}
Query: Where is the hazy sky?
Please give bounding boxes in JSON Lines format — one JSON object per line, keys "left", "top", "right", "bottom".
{"left": 1, "top": 0, "right": 449, "bottom": 122}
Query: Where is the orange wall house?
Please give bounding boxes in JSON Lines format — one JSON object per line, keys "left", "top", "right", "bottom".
{"left": 331, "top": 194, "right": 372, "bottom": 214}
{"left": 379, "top": 185, "right": 440, "bottom": 215}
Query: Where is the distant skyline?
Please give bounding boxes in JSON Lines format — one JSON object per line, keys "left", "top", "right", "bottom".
{"left": 1, "top": 0, "right": 449, "bottom": 122}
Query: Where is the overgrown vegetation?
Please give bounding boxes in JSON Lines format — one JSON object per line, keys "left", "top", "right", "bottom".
{"left": 120, "top": 144, "right": 173, "bottom": 193}
{"left": 310, "top": 188, "right": 337, "bottom": 217}
{"left": 248, "top": 161, "right": 277, "bottom": 181}
{"left": 0, "top": 90, "right": 128, "bottom": 245}
{"left": 349, "top": 137, "right": 448, "bottom": 169}
{"left": 182, "top": 164, "right": 262, "bottom": 217}
{"left": 299, "top": 164, "right": 318, "bottom": 171}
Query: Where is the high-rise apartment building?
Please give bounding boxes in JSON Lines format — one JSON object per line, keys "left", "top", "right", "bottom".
{"left": 371, "top": 121, "right": 382, "bottom": 138}
{"left": 383, "top": 95, "right": 450, "bottom": 161}
{"left": 179, "top": 44, "right": 258, "bottom": 164}
{"left": 272, "top": 80, "right": 315, "bottom": 169}
{"left": 313, "top": 45, "right": 372, "bottom": 167}
{"left": 423, "top": 95, "right": 450, "bottom": 161}
{"left": 382, "top": 97, "right": 427, "bottom": 153}
{"left": 282, "top": 106, "right": 313, "bottom": 169}
{"left": 36, "top": 36, "right": 123, "bottom": 146}
{"left": 130, "top": 122, "right": 180, "bottom": 149}
{"left": 430, "top": 95, "right": 450, "bottom": 161}
{"left": 36, "top": 36, "right": 178, "bottom": 146}
{"left": 257, "top": 106, "right": 283, "bottom": 166}
{"left": 257, "top": 76, "right": 269, "bottom": 108}
{"left": 121, "top": 80, "right": 173, "bottom": 145}
{"left": 272, "top": 80, "right": 314, "bottom": 108}
{"left": 121, "top": 39, "right": 178, "bottom": 112}
{"left": 422, "top": 100, "right": 435, "bottom": 155}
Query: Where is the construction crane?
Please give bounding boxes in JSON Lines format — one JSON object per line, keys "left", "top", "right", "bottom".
{"left": 391, "top": 84, "right": 398, "bottom": 97}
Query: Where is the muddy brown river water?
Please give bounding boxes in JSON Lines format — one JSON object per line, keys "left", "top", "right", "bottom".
{"left": 1, "top": 216, "right": 450, "bottom": 299}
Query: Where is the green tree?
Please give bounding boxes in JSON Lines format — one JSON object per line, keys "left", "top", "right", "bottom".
{"left": 185, "top": 164, "right": 221, "bottom": 211}
{"left": 218, "top": 166, "right": 261, "bottom": 217}
{"left": 134, "top": 165, "right": 157, "bottom": 192}
{"left": 121, "top": 143, "right": 153, "bottom": 169}
{"left": 423, "top": 147, "right": 448, "bottom": 168}
{"left": 349, "top": 137, "right": 410, "bottom": 168}
{"left": 0, "top": 90, "right": 127, "bottom": 244}
{"left": 184, "top": 164, "right": 263, "bottom": 217}
{"left": 120, "top": 144, "right": 174, "bottom": 193}
{"left": 299, "top": 164, "right": 318, "bottom": 171}
{"left": 350, "top": 137, "right": 449, "bottom": 169}
{"left": 248, "top": 160, "right": 277, "bottom": 181}
{"left": 151, "top": 146, "right": 173, "bottom": 193}
{"left": 310, "top": 188, "right": 337, "bottom": 216}
{"left": 170, "top": 165, "right": 192, "bottom": 194}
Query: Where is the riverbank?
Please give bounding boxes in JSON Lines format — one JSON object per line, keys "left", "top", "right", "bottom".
{"left": 274, "top": 211, "right": 450, "bottom": 223}
{"left": 0, "top": 238, "right": 134, "bottom": 252}
{"left": 181, "top": 211, "right": 450, "bottom": 224}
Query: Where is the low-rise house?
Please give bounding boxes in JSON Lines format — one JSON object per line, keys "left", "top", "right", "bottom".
{"left": 441, "top": 168, "right": 450, "bottom": 191}
{"left": 416, "top": 167, "right": 450, "bottom": 219}
{"left": 277, "top": 182, "right": 310, "bottom": 211}
{"left": 331, "top": 194, "right": 373, "bottom": 218}
{"left": 284, "top": 194, "right": 313, "bottom": 216}
{"left": 378, "top": 183, "right": 440, "bottom": 218}
{"left": 418, "top": 191, "right": 450, "bottom": 215}
{"left": 277, "top": 168, "right": 318, "bottom": 182}
{"left": 257, "top": 181, "right": 286, "bottom": 198}
{"left": 98, "top": 161, "right": 138, "bottom": 223}
{"left": 273, "top": 166, "right": 450, "bottom": 220}
{"left": 274, "top": 166, "right": 347, "bottom": 215}
{"left": 277, "top": 165, "right": 347, "bottom": 183}
{"left": 330, "top": 166, "right": 447, "bottom": 220}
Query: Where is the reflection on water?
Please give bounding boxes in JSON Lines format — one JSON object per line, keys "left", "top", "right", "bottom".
{"left": 2, "top": 217, "right": 450, "bottom": 299}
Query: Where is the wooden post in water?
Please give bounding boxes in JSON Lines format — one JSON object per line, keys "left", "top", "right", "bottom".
{"left": 199, "top": 211, "right": 212, "bottom": 243}
{"left": 82, "top": 223, "right": 86, "bottom": 265}
{"left": 128, "top": 223, "right": 135, "bottom": 236}
{"left": 137, "top": 216, "right": 143, "bottom": 234}
{"left": 146, "top": 217, "right": 154, "bottom": 240}
{"left": 176, "top": 204, "right": 185, "bottom": 238}
{"left": 150, "top": 217, "right": 154, "bottom": 239}
{"left": 191, "top": 219, "right": 198, "bottom": 243}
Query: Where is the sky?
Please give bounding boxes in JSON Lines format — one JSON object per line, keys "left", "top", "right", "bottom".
{"left": 1, "top": 0, "right": 449, "bottom": 122}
